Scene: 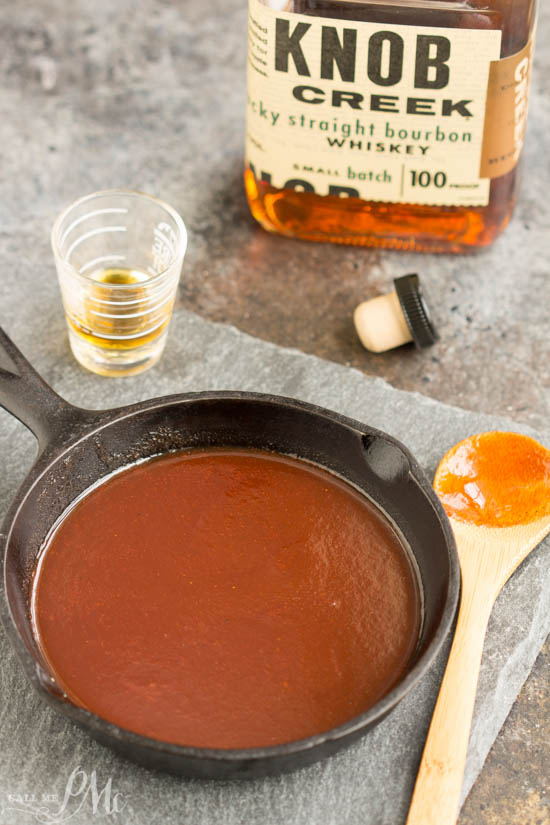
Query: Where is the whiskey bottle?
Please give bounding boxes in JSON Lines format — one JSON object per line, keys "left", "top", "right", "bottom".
{"left": 245, "top": 0, "right": 537, "bottom": 252}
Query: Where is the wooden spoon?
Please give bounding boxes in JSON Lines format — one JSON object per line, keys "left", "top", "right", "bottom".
{"left": 406, "top": 431, "right": 550, "bottom": 825}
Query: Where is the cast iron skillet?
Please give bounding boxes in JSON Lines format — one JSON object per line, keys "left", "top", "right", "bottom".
{"left": 0, "top": 326, "right": 459, "bottom": 779}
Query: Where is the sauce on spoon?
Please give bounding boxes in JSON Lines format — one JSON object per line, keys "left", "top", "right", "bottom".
{"left": 434, "top": 431, "right": 550, "bottom": 528}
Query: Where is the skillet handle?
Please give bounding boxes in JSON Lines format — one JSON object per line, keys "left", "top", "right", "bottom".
{"left": 0, "top": 326, "right": 91, "bottom": 453}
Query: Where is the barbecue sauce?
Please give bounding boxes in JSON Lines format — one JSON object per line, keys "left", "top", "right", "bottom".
{"left": 32, "top": 449, "right": 420, "bottom": 749}
{"left": 434, "top": 432, "right": 550, "bottom": 528}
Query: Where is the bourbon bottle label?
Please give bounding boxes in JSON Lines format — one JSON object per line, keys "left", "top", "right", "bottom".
{"left": 480, "top": 37, "right": 535, "bottom": 180}
{"left": 247, "top": 0, "right": 530, "bottom": 207}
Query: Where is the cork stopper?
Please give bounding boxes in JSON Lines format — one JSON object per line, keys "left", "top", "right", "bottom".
{"left": 354, "top": 274, "right": 438, "bottom": 354}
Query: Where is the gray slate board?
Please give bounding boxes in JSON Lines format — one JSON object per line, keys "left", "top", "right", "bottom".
{"left": 0, "top": 309, "right": 548, "bottom": 825}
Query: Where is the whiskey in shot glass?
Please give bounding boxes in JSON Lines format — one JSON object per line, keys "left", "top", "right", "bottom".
{"left": 51, "top": 190, "right": 187, "bottom": 377}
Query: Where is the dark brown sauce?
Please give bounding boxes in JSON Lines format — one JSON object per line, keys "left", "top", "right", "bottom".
{"left": 32, "top": 449, "right": 421, "bottom": 749}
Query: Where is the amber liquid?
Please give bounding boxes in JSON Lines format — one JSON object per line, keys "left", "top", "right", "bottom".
{"left": 245, "top": 0, "right": 536, "bottom": 252}
{"left": 67, "top": 267, "right": 170, "bottom": 352}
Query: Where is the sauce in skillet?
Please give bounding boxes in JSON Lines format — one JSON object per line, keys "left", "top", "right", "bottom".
{"left": 32, "top": 449, "right": 421, "bottom": 749}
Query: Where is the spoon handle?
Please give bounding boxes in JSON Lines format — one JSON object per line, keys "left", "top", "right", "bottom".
{"left": 406, "top": 545, "right": 497, "bottom": 825}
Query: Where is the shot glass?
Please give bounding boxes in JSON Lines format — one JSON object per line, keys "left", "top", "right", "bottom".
{"left": 51, "top": 189, "right": 187, "bottom": 377}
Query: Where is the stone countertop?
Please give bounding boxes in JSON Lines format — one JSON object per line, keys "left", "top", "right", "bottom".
{"left": 0, "top": 0, "right": 548, "bottom": 823}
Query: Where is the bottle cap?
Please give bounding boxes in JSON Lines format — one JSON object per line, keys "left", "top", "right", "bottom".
{"left": 393, "top": 274, "right": 438, "bottom": 349}
{"left": 354, "top": 274, "right": 438, "bottom": 354}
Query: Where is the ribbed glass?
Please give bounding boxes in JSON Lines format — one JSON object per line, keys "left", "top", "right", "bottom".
{"left": 52, "top": 190, "right": 187, "bottom": 376}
